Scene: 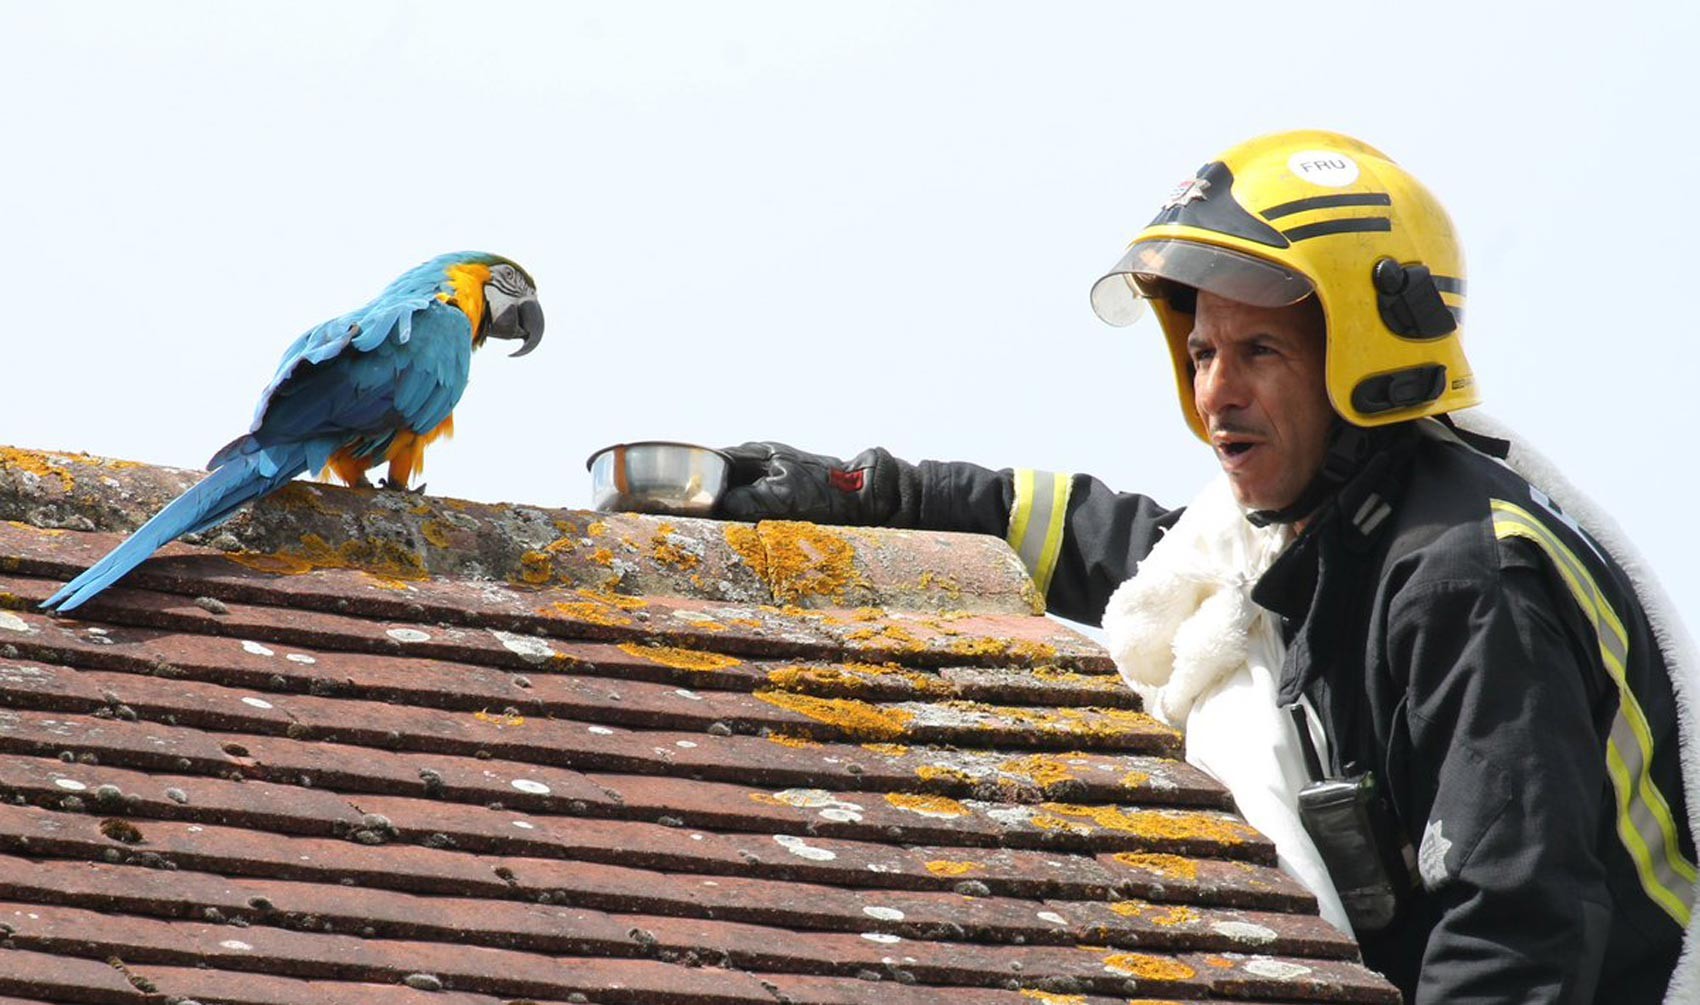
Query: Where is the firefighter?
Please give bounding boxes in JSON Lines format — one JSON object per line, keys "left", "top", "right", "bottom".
{"left": 717, "top": 130, "right": 1698, "bottom": 1003}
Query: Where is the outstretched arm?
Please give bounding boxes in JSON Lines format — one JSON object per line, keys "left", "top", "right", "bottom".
{"left": 718, "top": 443, "right": 1182, "bottom": 626}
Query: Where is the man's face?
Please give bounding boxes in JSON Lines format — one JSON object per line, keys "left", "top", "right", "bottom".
{"left": 1186, "top": 290, "right": 1335, "bottom": 513}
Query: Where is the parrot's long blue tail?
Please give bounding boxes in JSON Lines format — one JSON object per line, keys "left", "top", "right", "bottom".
{"left": 41, "top": 445, "right": 310, "bottom": 614}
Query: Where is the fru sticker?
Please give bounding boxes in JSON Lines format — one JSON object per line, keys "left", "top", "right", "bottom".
{"left": 1288, "top": 150, "right": 1359, "bottom": 187}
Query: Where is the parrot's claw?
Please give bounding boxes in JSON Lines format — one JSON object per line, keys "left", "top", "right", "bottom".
{"left": 378, "top": 478, "right": 427, "bottom": 495}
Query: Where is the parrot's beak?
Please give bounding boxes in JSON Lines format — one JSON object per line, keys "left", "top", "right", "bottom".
{"left": 488, "top": 298, "right": 545, "bottom": 357}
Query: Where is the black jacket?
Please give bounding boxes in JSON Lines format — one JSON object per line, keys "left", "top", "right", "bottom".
{"left": 898, "top": 425, "right": 1694, "bottom": 1003}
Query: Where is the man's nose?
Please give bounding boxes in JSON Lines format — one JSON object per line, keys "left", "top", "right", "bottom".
{"left": 1194, "top": 358, "right": 1247, "bottom": 417}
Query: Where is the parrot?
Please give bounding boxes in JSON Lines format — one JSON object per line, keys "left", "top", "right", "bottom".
{"left": 41, "top": 251, "right": 544, "bottom": 614}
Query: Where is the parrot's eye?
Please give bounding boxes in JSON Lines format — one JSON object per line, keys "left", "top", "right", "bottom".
{"left": 488, "top": 264, "right": 529, "bottom": 297}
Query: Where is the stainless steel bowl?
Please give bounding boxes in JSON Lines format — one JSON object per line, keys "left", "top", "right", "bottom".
{"left": 585, "top": 441, "right": 733, "bottom": 516}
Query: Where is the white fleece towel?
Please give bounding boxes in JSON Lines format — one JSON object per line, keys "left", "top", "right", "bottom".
{"left": 1100, "top": 474, "right": 1352, "bottom": 933}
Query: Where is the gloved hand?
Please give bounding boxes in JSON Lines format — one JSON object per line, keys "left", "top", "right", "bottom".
{"left": 717, "top": 442, "right": 915, "bottom": 526}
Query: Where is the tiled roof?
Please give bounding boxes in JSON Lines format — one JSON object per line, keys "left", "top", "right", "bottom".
{"left": 0, "top": 447, "right": 1397, "bottom": 1004}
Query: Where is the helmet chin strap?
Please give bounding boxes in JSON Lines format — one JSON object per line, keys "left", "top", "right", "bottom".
{"left": 1244, "top": 420, "right": 1378, "bottom": 528}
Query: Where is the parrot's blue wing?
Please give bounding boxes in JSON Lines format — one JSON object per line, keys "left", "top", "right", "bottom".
{"left": 208, "top": 296, "right": 470, "bottom": 470}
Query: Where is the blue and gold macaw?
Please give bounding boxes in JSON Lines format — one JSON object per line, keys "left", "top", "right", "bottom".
{"left": 43, "top": 251, "right": 544, "bottom": 614}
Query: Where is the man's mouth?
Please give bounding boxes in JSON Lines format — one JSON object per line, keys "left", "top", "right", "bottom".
{"left": 1212, "top": 435, "right": 1263, "bottom": 469}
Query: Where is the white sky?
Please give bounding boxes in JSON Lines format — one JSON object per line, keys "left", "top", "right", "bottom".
{"left": 3, "top": 2, "right": 1696, "bottom": 623}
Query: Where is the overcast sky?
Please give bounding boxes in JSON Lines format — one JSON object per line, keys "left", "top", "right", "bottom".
{"left": 4, "top": 2, "right": 1696, "bottom": 623}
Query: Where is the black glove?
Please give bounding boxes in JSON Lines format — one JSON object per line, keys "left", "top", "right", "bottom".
{"left": 717, "top": 442, "right": 916, "bottom": 526}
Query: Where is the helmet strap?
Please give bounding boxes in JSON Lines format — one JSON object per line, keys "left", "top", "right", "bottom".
{"left": 1245, "top": 421, "right": 1378, "bottom": 528}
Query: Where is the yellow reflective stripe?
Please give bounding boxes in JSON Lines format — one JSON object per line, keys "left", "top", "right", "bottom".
{"left": 1491, "top": 499, "right": 1697, "bottom": 925}
{"left": 1007, "top": 469, "right": 1073, "bottom": 598}
{"left": 1491, "top": 501, "right": 1695, "bottom": 885}
{"left": 1008, "top": 469, "right": 1037, "bottom": 559}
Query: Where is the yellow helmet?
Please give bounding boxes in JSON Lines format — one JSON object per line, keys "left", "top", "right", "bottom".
{"left": 1090, "top": 129, "right": 1475, "bottom": 441}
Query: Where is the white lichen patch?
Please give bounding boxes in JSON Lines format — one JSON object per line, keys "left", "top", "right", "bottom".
{"left": 240, "top": 641, "right": 274, "bottom": 657}
{"left": 860, "top": 932, "right": 902, "bottom": 944}
{"left": 240, "top": 697, "right": 274, "bottom": 709}
{"left": 1211, "top": 921, "right": 1277, "bottom": 944}
{"left": 512, "top": 820, "right": 536, "bottom": 830}
{"left": 285, "top": 653, "right": 317, "bottom": 664}
{"left": 1036, "top": 911, "right": 1068, "bottom": 926}
{"left": 386, "top": 628, "right": 432, "bottom": 643}
{"left": 983, "top": 804, "right": 1036, "bottom": 827}
{"left": 510, "top": 779, "right": 551, "bottom": 795}
{"left": 52, "top": 778, "right": 86, "bottom": 791}
{"left": 219, "top": 940, "right": 253, "bottom": 951}
{"left": 490, "top": 630, "right": 554, "bottom": 663}
{"left": 1243, "top": 958, "right": 1312, "bottom": 980}
{"left": 773, "top": 833, "right": 836, "bottom": 861}
{"left": 673, "top": 689, "right": 703, "bottom": 701}
{"left": 767, "top": 788, "right": 865, "bottom": 824}
{"left": 587, "top": 725, "right": 615, "bottom": 735}
{"left": 0, "top": 612, "right": 32, "bottom": 634}
{"left": 862, "top": 906, "right": 905, "bottom": 921}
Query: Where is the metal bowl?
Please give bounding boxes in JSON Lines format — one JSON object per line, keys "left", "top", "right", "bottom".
{"left": 585, "top": 441, "right": 733, "bottom": 516}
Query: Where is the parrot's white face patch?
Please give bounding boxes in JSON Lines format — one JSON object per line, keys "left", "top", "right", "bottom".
{"left": 1419, "top": 817, "right": 1454, "bottom": 890}
{"left": 1288, "top": 150, "right": 1360, "bottom": 187}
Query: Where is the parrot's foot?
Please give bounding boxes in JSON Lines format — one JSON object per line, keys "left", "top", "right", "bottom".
{"left": 378, "top": 478, "right": 427, "bottom": 495}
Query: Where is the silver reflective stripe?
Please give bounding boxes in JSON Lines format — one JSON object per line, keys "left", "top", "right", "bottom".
{"left": 1007, "top": 469, "right": 1073, "bottom": 597}
{"left": 1491, "top": 499, "right": 1697, "bottom": 926}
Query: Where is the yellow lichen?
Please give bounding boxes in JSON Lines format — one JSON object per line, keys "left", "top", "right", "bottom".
{"left": 1032, "top": 665, "right": 1126, "bottom": 690}
{"left": 587, "top": 521, "right": 608, "bottom": 536}
{"left": 575, "top": 588, "right": 646, "bottom": 610}
{"left": 1037, "top": 804, "right": 1253, "bottom": 845}
{"left": 1097, "top": 953, "right": 1196, "bottom": 981}
{"left": 420, "top": 520, "right": 454, "bottom": 548}
{"left": 1202, "top": 955, "right": 1234, "bottom": 969}
{"left": 848, "top": 607, "right": 887, "bottom": 622}
{"left": 767, "top": 661, "right": 947, "bottom": 698}
{"left": 861, "top": 743, "right": 911, "bottom": 758}
{"left": 591, "top": 548, "right": 615, "bottom": 566}
{"left": 765, "top": 733, "right": 822, "bottom": 749}
{"left": 724, "top": 525, "right": 768, "bottom": 579}
{"left": 1119, "top": 770, "right": 1151, "bottom": 790}
{"left": 753, "top": 691, "right": 912, "bottom": 740}
{"left": 617, "top": 643, "right": 742, "bottom": 673}
{"left": 915, "top": 764, "right": 975, "bottom": 786}
{"left": 844, "top": 623, "right": 925, "bottom": 652}
{"left": 474, "top": 708, "right": 526, "bottom": 728}
{"left": 918, "top": 570, "right": 963, "bottom": 599}
{"left": 884, "top": 792, "right": 969, "bottom": 818}
{"left": 924, "top": 859, "right": 982, "bottom": 877}
{"left": 939, "top": 636, "right": 1061, "bottom": 663}
{"left": 0, "top": 448, "right": 75, "bottom": 492}
{"left": 998, "top": 754, "right": 1078, "bottom": 789}
{"left": 545, "top": 602, "right": 634, "bottom": 628}
{"left": 737, "top": 521, "right": 867, "bottom": 605}
{"left": 517, "top": 550, "right": 554, "bottom": 585}
{"left": 227, "top": 533, "right": 429, "bottom": 581}
{"left": 651, "top": 526, "right": 700, "bottom": 571}
{"left": 1108, "top": 902, "right": 1200, "bottom": 927}
{"left": 1110, "top": 852, "right": 1200, "bottom": 882}
{"left": 1019, "top": 991, "right": 1085, "bottom": 1005}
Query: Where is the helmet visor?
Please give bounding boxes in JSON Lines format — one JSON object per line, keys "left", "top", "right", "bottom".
{"left": 1090, "top": 238, "right": 1315, "bottom": 326}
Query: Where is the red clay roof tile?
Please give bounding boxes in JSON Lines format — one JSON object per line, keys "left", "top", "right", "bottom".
{"left": 0, "top": 449, "right": 1399, "bottom": 1003}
